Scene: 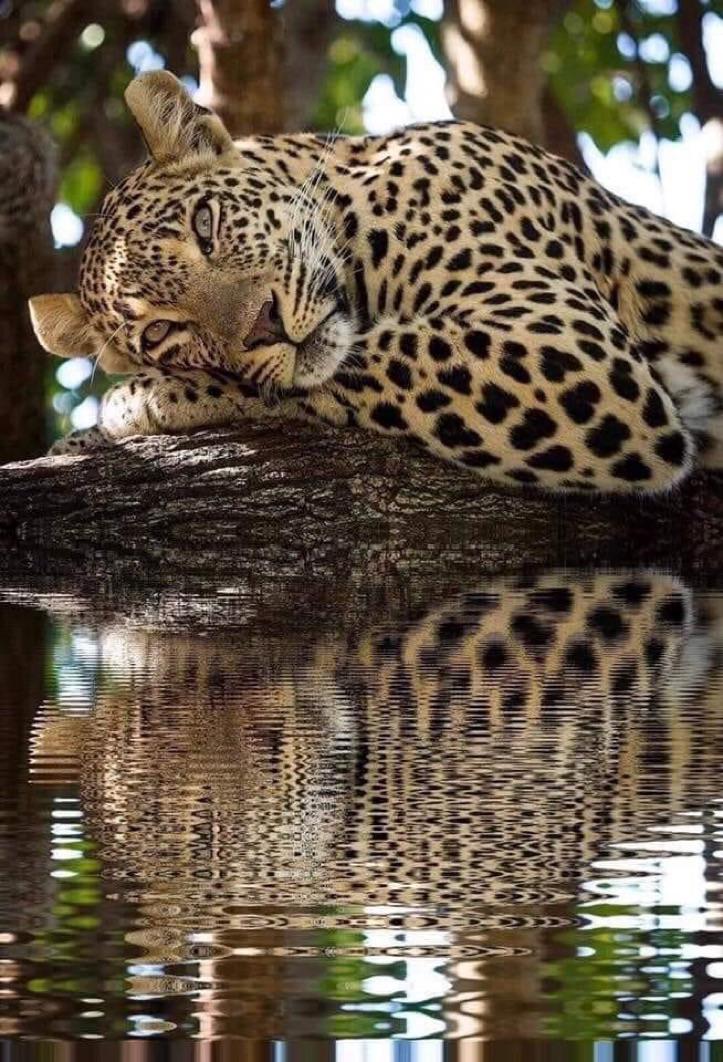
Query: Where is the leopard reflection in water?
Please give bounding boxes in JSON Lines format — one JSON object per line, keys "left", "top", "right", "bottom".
{"left": 26, "top": 571, "right": 723, "bottom": 1039}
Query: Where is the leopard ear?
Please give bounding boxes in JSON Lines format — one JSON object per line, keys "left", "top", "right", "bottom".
{"left": 28, "top": 293, "right": 96, "bottom": 358}
{"left": 124, "top": 70, "right": 234, "bottom": 166}
{"left": 28, "top": 293, "right": 136, "bottom": 373}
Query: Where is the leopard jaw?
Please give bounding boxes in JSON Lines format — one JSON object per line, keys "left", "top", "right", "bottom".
{"left": 293, "top": 312, "right": 355, "bottom": 389}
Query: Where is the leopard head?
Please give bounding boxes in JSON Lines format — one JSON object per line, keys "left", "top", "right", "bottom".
{"left": 29, "top": 71, "right": 354, "bottom": 391}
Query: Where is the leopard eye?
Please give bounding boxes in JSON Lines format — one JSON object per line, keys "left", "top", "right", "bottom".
{"left": 192, "top": 201, "right": 214, "bottom": 246}
{"left": 142, "top": 320, "right": 173, "bottom": 349}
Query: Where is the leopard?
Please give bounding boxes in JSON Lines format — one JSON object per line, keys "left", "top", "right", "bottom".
{"left": 29, "top": 70, "right": 723, "bottom": 494}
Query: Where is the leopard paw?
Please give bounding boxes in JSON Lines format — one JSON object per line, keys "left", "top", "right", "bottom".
{"left": 48, "top": 427, "right": 111, "bottom": 456}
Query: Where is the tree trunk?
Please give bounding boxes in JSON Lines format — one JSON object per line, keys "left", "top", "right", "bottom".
{"left": 676, "top": 0, "right": 723, "bottom": 237}
{"left": 440, "top": 0, "right": 578, "bottom": 159}
{"left": 701, "top": 122, "right": 723, "bottom": 240}
{"left": 0, "top": 425, "right": 720, "bottom": 595}
{"left": 280, "top": 0, "right": 336, "bottom": 132}
{"left": 541, "top": 85, "right": 586, "bottom": 169}
{"left": 193, "top": 0, "right": 284, "bottom": 135}
{"left": 0, "top": 112, "right": 56, "bottom": 462}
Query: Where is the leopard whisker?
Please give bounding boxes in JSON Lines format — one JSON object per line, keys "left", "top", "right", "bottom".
{"left": 90, "top": 319, "right": 127, "bottom": 387}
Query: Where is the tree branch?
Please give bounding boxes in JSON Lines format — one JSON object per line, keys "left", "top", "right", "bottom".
{"left": 613, "top": 0, "right": 664, "bottom": 177}
{"left": 280, "top": 0, "right": 336, "bottom": 131}
{"left": 0, "top": 425, "right": 721, "bottom": 587}
{"left": 677, "top": 0, "right": 719, "bottom": 124}
{"left": 542, "top": 83, "right": 587, "bottom": 170}
{"left": 676, "top": 0, "right": 723, "bottom": 237}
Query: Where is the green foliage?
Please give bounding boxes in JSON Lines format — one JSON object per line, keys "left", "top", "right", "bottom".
{"left": 313, "top": 12, "right": 442, "bottom": 132}
{"left": 314, "top": 32, "right": 383, "bottom": 132}
{"left": 59, "top": 148, "right": 103, "bottom": 217}
{"left": 544, "top": 921, "right": 688, "bottom": 1038}
{"left": 549, "top": 0, "right": 722, "bottom": 151}
{"left": 549, "top": 2, "right": 643, "bottom": 150}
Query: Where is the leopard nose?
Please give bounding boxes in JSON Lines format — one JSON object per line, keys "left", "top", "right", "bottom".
{"left": 244, "top": 295, "right": 291, "bottom": 349}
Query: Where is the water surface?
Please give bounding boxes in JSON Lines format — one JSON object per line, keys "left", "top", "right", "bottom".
{"left": 1, "top": 570, "right": 722, "bottom": 1047}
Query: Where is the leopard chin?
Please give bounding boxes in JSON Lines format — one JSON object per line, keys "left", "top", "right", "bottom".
{"left": 293, "top": 312, "right": 355, "bottom": 389}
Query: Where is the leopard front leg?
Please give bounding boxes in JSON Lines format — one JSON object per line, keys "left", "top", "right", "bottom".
{"left": 48, "top": 426, "right": 112, "bottom": 456}
{"left": 48, "top": 369, "right": 310, "bottom": 456}
{"left": 98, "top": 368, "right": 280, "bottom": 440}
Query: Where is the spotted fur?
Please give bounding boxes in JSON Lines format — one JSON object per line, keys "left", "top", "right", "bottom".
{"left": 30, "top": 72, "right": 723, "bottom": 494}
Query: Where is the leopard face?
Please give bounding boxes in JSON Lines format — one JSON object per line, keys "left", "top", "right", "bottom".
{"left": 32, "top": 73, "right": 355, "bottom": 391}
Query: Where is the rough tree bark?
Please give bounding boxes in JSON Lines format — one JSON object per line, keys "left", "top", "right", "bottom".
{"left": 440, "top": 0, "right": 584, "bottom": 166}
{"left": 193, "top": 0, "right": 284, "bottom": 134}
{"left": 0, "top": 425, "right": 721, "bottom": 593}
{"left": 0, "top": 112, "right": 56, "bottom": 463}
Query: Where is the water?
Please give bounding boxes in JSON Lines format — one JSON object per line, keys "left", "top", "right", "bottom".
{"left": 1, "top": 569, "right": 723, "bottom": 1050}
